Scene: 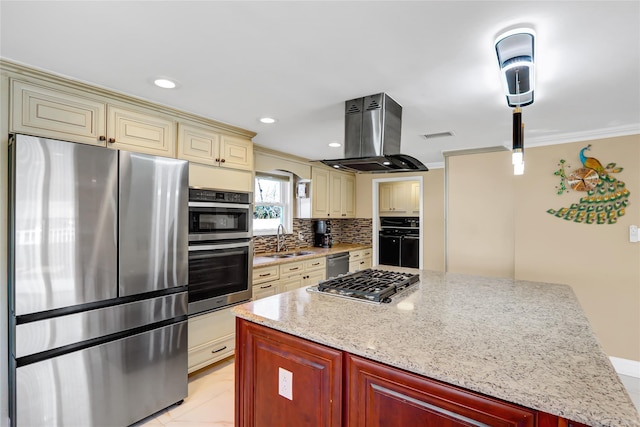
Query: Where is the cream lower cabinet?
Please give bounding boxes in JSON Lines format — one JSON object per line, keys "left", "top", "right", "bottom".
{"left": 349, "top": 248, "right": 372, "bottom": 272}
{"left": 188, "top": 307, "right": 236, "bottom": 373}
{"left": 178, "top": 121, "right": 253, "bottom": 171}
{"left": 252, "top": 264, "right": 280, "bottom": 301}
{"left": 10, "top": 79, "right": 177, "bottom": 157}
{"left": 253, "top": 257, "right": 327, "bottom": 299}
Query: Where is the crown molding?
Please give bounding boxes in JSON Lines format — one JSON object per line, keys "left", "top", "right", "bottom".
{"left": 521, "top": 124, "right": 640, "bottom": 148}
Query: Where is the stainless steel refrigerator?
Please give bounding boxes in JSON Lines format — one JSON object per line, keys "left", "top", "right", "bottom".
{"left": 8, "top": 134, "right": 189, "bottom": 426}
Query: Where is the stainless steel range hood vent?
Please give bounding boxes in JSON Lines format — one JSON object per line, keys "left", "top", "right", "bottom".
{"left": 321, "top": 93, "right": 428, "bottom": 173}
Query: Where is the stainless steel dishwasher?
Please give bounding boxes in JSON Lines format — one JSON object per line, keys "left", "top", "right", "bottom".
{"left": 326, "top": 252, "right": 350, "bottom": 279}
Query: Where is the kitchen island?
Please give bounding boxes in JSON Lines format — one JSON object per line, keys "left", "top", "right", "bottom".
{"left": 232, "top": 269, "right": 640, "bottom": 427}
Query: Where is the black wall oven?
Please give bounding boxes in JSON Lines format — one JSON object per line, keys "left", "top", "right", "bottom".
{"left": 188, "top": 188, "right": 253, "bottom": 316}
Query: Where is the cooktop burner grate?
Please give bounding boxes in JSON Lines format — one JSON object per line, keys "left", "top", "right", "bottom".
{"left": 316, "top": 269, "right": 419, "bottom": 303}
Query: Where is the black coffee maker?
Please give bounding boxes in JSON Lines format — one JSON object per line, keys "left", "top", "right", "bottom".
{"left": 313, "top": 220, "right": 332, "bottom": 248}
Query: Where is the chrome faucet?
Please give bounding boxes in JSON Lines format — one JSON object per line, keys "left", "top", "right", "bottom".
{"left": 276, "top": 224, "right": 288, "bottom": 252}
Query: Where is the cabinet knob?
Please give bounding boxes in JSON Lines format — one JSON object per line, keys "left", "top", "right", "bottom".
{"left": 98, "top": 136, "right": 106, "bottom": 142}
{"left": 220, "top": 158, "right": 226, "bottom": 163}
{"left": 108, "top": 138, "right": 116, "bottom": 143}
{"left": 215, "top": 158, "right": 220, "bottom": 162}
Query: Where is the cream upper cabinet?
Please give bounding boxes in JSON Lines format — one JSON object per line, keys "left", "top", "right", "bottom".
{"left": 219, "top": 135, "right": 254, "bottom": 171}
{"left": 410, "top": 182, "right": 421, "bottom": 213}
{"left": 107, "top": 104, "right": 176, "bottom": 157}
{"left": 318, "top": 169, "right": 356, "bottom": 219}
{"left": 329, "top": 172, "right": 343, "bottom": 218}
{"left": 341, "top": 173, "right": 356, "bottom": 218}
{"left": 311, "top": 167, "right": 331, "bottom": 218}
{"left": 10, "top": 79, "right": 107, "bottom": 146}
{"left": 178, "top": 121, "right": 220, "bottom": 165}
{"left": 379, "top": 182, "right": 409, "bottom": 215}
{"left": 11, "top": 79, "right": 177, "bottom": 156}
{"left": 178, "top": 121, "right": 253, "bottom": 171}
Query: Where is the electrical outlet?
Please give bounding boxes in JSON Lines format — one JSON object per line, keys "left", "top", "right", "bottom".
{"left": 278, "top": 367, "right": 293, "bottom": 400}
{"left": 298, "top": 232, "right": 304, "bottom": 241}
{"left": 630, "top": 225, "right": 639, "bottom": 243}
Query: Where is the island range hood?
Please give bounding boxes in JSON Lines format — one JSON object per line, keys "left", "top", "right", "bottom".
{"left": 321, "top": 93, "right": 428, "bottom": 173}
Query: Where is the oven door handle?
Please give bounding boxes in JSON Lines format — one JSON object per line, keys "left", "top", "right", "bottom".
{"left": 189, "top": 241, "right": 252, "bottom": 251}
{"left": 189, "top": 201, "right": 251, "bottom": 210}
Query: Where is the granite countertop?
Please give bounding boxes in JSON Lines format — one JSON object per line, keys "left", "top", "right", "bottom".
{"left": 233, "top": 268, "right": 640, "bottom": 427}
{"left": 253, "top": 243, "right": 371, "bottom": 267}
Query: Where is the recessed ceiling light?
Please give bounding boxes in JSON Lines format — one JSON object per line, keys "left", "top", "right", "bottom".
{"left": 328, "top": 142, "right": 341, "bottom": 148}
{"left": 154, "top": 78, "right": 176, "bottom": 89}
{"left": 259, "top": 117, "right": 277, "bottom": 124}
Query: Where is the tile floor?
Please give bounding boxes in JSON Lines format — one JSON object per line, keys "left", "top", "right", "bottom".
{"left": 136, "top": 358, "right": 640, "bottom": 426}
{"left": 135, "top": 357, "right": 235, "bottom": 427}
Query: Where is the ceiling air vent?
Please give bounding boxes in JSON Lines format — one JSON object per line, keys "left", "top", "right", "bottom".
{"left": 422, "top": 131, "right": 455, "bottom": 140}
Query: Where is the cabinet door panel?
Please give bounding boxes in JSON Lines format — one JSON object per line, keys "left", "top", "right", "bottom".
{"left": 178, "top": 122, "right": 220, "bottom": 165}
{"left": 220, "top": 135, "right": 253, "bottom": 171}
{"left": 11, "top": 80, "right": 106, "bottom": 146}
{"left": 329, "top": 172, "right": 343, "bottom": 218}
{"left": 311, "top": 168, "right": 331, "bottom": 218}
{"left": 342, "top": 174, "right": 356, "bottom": 217}
{"left": 107, "top": 105, "right": 175, "bottom": 156}
{"left": 236, "top": 319, "right": 342, "bottom": 427}
{"left": 346, "top": 355, "right": 535, "bottom": 427}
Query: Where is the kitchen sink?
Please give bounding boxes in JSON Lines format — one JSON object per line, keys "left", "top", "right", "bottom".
{"left": 266, "top": 250, "right": 315, "bottom": 259}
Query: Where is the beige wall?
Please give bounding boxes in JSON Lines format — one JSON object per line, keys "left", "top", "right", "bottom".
{"left": 355, "top": 169, "right": 446, "bottom": 272}
{"left": 447, "top": 151, "right": 515, "bottom": 278}
{"left": 447, "top": 135, "right": 640, "bottom": 360}
{"left": 513, "top": 135, "right": 640, "bottom": 361}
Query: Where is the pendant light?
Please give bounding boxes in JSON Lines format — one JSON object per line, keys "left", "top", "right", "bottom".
{"left": 495, "top": 28, "right": 535, "bottom": 175}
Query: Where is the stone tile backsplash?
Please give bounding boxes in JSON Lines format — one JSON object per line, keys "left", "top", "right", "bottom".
{"left": 253, "top": 218, "right": 372, "bottom": 254}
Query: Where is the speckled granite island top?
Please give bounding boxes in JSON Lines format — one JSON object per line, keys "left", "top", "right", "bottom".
{"left": 233, "top": 269, "right": 640, "bottom": 427}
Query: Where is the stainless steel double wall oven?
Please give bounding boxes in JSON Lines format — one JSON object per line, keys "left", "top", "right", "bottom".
{"left": 188, "top": 188, "right": 253, "bottom": 315}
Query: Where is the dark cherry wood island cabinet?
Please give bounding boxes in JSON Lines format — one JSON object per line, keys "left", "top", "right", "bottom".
{"left": 235, "top": 318, "right": 589, "bottom": 427}
{"left": 233, "top": 270, "right": 639, "bottom": 427}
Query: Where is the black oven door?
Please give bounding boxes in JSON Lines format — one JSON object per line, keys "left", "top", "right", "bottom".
{"left": 188, "top": 239, "right": 253, "bottom": 316}
{"left": 189, "top": 202, "right": 252, "bottom": 241}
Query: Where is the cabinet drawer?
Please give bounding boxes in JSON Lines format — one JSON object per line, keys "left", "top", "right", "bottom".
{"left": 304, "top": 257, "right": 326, "bottom": 271}
{"left": 253, "top": 265, "right": 280, "bottom": 284}
{"left": 188, "top": 307, "right": 235, "bottom": 348}
{"left": 280, "top": 260, "right": 304, "bottom": 275}
{"left": 188, "top": 333, "right": 235, "bottom": 373}
{"left": 253, "top": 282, "right": 278, "bottom": 300}
{"left": 349, "top": 249, "right": 365, "bottom": 260}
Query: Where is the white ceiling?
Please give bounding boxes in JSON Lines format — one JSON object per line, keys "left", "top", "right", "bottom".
{"left": 1, "top": 1, "right": 639, "bottom": 168}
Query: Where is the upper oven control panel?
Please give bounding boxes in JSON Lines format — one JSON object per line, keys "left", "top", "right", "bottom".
{"left": 189, "top": 188, "right": 252, "bottom": 204}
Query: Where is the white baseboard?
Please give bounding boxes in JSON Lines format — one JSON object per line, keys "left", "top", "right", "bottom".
{"left": 610, "top": 356, "right": 640, "bottom": 378}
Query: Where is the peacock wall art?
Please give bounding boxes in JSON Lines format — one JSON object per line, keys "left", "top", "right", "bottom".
{"left": 548, "top": 144, "right": 630, "bottom": 224}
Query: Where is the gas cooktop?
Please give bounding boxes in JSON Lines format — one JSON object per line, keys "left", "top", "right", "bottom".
{"left": 308, "top": 268, "right": 420, "bottom": 304}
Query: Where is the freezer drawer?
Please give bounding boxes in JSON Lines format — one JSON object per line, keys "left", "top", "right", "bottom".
{"left": 16, "top": 292, "right": 187, "bottom": 358}
{"left": 15, "top": 321, "right": 187, "bottom": 427}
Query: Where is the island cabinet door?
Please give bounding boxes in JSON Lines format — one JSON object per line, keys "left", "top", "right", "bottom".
{"left": 235, "top": 319, "right": 343, "bottom": 427}
{"left": 345, "top": 355, "right": 536, "bottom": 427}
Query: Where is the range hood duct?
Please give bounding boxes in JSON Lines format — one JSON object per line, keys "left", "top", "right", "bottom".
{"left": 321, "top": 93, "right": 428, "bottom": 173}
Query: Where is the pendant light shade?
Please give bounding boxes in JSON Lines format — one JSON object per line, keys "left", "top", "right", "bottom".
{"left": 495, "top": 28, "right": 535, "bottom": 107}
